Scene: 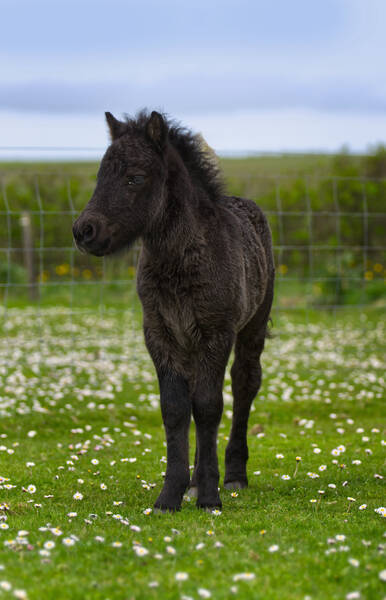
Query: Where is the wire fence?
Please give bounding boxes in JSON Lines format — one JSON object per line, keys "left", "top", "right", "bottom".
{"left": 0, "top": 167, "right": 385, "bottom": 367}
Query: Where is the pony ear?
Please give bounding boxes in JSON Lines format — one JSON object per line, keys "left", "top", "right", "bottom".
{"left": 146, "top": 111, "right": 167, "bottom": 150}
{"left": 105, "top": 112, "right": 127, "bottom": 141}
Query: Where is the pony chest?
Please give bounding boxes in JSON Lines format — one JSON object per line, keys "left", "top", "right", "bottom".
{"left": 139, "top": 271, "right": 203, "bottom": 347}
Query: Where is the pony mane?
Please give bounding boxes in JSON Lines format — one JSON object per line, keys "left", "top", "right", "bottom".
{"left": 124, "top": 109, "right": 225, "bottom": 202}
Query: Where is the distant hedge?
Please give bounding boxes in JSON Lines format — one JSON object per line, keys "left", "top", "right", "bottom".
{"left": 0, "top": 147, "right": 385, "bottom": 306}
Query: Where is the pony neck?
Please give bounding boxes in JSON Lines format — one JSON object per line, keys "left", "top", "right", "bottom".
{"left": 143, "top": 146, "right": 203, "bottom": 258}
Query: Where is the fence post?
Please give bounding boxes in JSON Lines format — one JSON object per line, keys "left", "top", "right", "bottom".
{"left": 20, "top": 211, "right": 39, "bottom": 301}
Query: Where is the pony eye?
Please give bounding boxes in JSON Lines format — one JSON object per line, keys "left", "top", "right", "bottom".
{"left": 128, "top": 175, "right": 145, "bottom": 185}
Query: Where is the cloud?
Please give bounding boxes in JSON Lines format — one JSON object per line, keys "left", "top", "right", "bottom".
{"left": 0, "top": 107, "right": 385, "bottom": 153}
{"left": 1, "top": 0, "right": 384, "bottom": 117}
{"left": 0, "top": 0, "right": 384, "bottom": 151}
{"left": 0, "top": 76, "right": 384, "bottom": 115}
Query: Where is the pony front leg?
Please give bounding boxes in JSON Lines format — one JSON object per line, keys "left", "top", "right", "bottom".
{"left": 192, "top": 384, "right": 223, "bottom": 510}
{"left": 192, "top": 334, "right": 233, "bottom": 510}
{"left": 154, "top": 369, "right": 191, "bottom": 512}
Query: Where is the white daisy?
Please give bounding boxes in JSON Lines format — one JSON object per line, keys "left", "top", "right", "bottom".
{"left": 63, "top": 537, "right": 75, "bottom": 546}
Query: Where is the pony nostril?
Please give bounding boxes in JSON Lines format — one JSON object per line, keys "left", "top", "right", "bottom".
{"left": 83, "top": 223, "right": 96, "bottom": 243}
{"left": 72, "top": 220, "right": 98, "bottom": 246}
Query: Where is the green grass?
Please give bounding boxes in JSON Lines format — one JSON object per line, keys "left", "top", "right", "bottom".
{"left": 0, "top": 305, "right": 385, "bottom": 600}
{"left": 0, "top": 153, "right": 354, "bottom": 176}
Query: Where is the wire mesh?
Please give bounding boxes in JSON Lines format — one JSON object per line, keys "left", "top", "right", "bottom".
{"left": 0, "top": 168, "right": 385, "bottom": 372}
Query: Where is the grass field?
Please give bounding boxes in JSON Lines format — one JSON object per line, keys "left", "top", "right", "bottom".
{"left": 0, "top": 153, "right": 385, "bottom": 598}
{"left": 0, "top": 152, "right": 354, "bottom": 176}
{"left": 0, "top": 305, "right": 384, "bottom": 600}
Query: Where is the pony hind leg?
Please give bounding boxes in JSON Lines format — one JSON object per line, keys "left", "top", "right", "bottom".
{"left": 224, "top": 317, "right": 268, "bottom": 490}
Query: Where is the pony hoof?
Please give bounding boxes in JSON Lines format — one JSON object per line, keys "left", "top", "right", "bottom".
{"left": 154, "top": 506, "right": 181, "bottom": 514}
{"left": 224, "top": 481, "right": 247, "bottom": 490}
{"left": 153, "top": 503, "right": 181, "bottom": 514}
{"left": 196, "top": 499, "right": 222, "bottom": 511}
{"left": 203, "top": 506, "right": 221, "bottom": 514}
{"left": 153, "top": 507, "right": 169, "bottom": 514}
{"left": 187, "top": 486, "right": 198, "bottom": 498}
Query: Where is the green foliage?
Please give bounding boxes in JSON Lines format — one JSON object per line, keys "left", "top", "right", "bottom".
{"left": 363, "top": 144, "right": 386, "bottom": 178}
{"left": 0, "top": 260, "right": 27, "bottom": 284}
{"left": 0, "top": 149, "right": 385, "bottom": 306}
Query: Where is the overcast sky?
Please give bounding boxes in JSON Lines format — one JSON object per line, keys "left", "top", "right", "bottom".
{"left": 1, "top": 0, "right": 385, "bottom": 155}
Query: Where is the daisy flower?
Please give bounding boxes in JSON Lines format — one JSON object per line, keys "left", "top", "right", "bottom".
{"left": 348, "top": 558, "right": 359, "bottom": 567}
{"left": 233, "top": 573, "right": 255, "bottom": 581}
{"left": 134, "top": 546, "right": 148, "bottom": 556}
{"left": 63, "top": 538, "right": 75, "bottom": 546}
{"left": 73, "top": 492, "right": 83, "bottom": 500}
{"left": 198, "top": 589, "right": 211, "bottom": 598}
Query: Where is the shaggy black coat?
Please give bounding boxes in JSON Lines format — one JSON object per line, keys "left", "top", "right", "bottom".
{"left": 73, "top": 110, "right": 275, "bottom": 511}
